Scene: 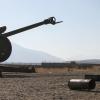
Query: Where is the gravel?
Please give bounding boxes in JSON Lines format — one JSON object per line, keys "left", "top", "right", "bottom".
{"left": 0, "top": 72, "right": 99, "bottom": 100}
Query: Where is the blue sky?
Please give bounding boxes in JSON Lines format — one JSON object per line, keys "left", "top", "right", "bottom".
{"left": 0, "top": 0, "right": 100, "bottom": 60}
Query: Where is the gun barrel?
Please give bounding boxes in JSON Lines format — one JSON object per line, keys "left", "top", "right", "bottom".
{"left": 2, "top": 17, "right": 61, "bottom": 37}
{"left": 3, "top": 21, "right": 44, "bottom": 37}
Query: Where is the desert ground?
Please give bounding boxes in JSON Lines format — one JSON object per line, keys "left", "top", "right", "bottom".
{"left": 0, "top": 72, "right": 99, "bottom": 100}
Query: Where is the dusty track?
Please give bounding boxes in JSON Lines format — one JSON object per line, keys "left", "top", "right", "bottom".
{"left": 0, "top": 72, "right": 99, "bottom": 100}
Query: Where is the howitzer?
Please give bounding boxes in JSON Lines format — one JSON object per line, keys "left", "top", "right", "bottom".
{"left": 0, "top": 17, "right": 62, "bottom": 62}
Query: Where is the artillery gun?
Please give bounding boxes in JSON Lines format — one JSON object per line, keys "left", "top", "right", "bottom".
{"left": 0, "top": 17, "right": 62, "bottom": 62}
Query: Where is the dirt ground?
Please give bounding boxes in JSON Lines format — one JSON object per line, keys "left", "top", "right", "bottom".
{"left": 0, "top": 72, "right": 99, "bottom": 100}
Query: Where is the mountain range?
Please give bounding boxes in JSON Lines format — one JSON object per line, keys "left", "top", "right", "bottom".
{"left": 76, "top": 59, "right": 100, "bottom": 64}
{"left": 3, "top": 43, "right": 100, "bottom": 64}
{"left": 4, "top": 43, "right": 64, "bottom": 63}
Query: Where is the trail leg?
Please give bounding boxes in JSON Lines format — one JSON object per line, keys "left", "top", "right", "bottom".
{"left": 0, "top": 70, "right": 3, "bottom": 77}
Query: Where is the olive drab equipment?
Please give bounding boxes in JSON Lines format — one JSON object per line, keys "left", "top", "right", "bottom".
{"left": 0, "top": 17, "right": 62, "bottom": 62}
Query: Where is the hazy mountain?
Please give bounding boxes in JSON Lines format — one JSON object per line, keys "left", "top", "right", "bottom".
{"left": 4, "top": 43, "right": 64, "bottom": 63}
{"left": 76, "top": 59, "right": 100, "bottom": 64}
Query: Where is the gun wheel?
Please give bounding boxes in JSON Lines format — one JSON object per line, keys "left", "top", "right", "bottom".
{"left": 0, "top": 36, "right": 12, "bottom": 62}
